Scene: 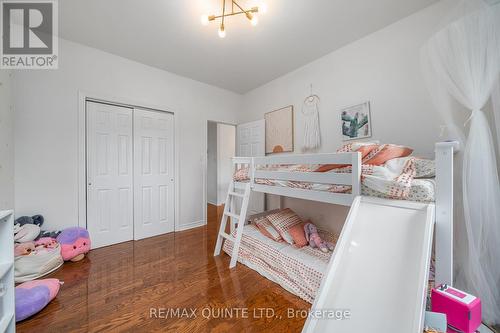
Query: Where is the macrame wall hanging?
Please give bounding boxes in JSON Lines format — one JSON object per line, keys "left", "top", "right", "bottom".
{"left": 301, "top": 84, "right": 321, "bottom": 151}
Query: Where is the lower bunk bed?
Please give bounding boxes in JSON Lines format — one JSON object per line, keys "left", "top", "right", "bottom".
{"left": 222, "top": 210, "right": 436, "bottom": 305}
{"left": 223, "top": 223, "right": 338, "bottom": 303}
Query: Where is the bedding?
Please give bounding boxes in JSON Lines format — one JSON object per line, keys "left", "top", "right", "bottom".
{"left": 253, "top": 216, "right": 282, "bottom": 242}
{"left": 265, "top": 208, "right": 303, "bottom": 245}
{"left": 233, "top": 143, "right": 436, "bottom": 202}
{"left": 222, "top": 224, "right": 338, "bottom": 303}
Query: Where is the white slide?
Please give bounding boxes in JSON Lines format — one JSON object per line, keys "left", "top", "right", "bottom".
{"left": 303, "top": 196, "right": 435, "bottom": 333}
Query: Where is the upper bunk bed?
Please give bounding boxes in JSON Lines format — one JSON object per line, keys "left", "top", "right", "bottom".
{"left": 232, "top": 151, "right": 361, "bottom": 206}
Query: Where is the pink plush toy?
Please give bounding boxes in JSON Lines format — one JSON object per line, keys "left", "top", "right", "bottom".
{"left": 14, "top": 242, "right": 35, "bottom": 257}
{"left": 56, "top": 227, "right": 91, "bottom": 262}
{"left": 15, "top": 278, "right": 62, "bottom": 322}
{"left": 304, "top": 222, "right": 335, "bottom": 253}
{"left": 34, "top": 237, "right": 58, "bottom": 249}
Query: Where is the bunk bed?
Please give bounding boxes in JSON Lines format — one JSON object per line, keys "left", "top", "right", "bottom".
{"left": 213, "top": 141, "right": 458, "bottom": 330}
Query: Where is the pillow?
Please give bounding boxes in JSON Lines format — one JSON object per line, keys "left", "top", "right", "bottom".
{"left": 287, "top": 222, "right": 307, "bottom": 248}
{"left": 253, "top": 217, "right": 282, "bottom": 242}
{"left": 363, "top": 144, "right": 413, "bottom": 166}
{"left": 15, "top": 278, "right": 61, "bottom": 322}
{"left": 15, "top": 243, "right": 64, "bottom": 283}
{"left": 266, "top": 208, "right": 303, "bottom": 245}
{"left": 14, "top": 223, "right": 41, "bottom": 243}
{"left": 315, "top": 143, "right": 378, "bottom": 172}
{"left": 233, "top": 167, "right": 249, "bottom": 181}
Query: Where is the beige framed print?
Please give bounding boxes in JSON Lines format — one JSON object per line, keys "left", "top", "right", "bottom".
{"left": 265, "top": 105, "right": 294, "bottom": 154}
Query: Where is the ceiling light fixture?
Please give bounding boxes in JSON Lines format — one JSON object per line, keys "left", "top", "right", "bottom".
{"left": 201, "top": 0, "right": 266, "bottom": 38}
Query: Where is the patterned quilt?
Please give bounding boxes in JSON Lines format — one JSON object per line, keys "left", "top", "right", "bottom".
{"left": 223, "top": 224, "right": 339, "bottom": 303}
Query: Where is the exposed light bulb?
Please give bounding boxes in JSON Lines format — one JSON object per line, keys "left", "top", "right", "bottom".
{"left": 218, "top": 25, "right": 226, "bottom": 38}
{"left": 200, "top": 14, "right": 209, "bottom": 26}
{"left": 250, "top": 15, "right": 258, "bottom": 26}
{"left": 260, "top": 3, "right": 268, "bottom": 14}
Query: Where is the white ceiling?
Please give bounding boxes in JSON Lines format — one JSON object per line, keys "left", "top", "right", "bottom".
{"left": 59, "top": 0, "right": 438, "bottom": 93}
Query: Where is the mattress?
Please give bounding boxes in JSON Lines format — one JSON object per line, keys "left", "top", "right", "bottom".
{"left": 236, "top": 178, "right": 436, "bottom": 203}
{"left": 222, "top": 224, "right": 339, "bottom": 303}
{"left": 362, "top": 178, "right": 436, "bottom": 203}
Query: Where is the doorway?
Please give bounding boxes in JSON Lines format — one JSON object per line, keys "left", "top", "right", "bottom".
{"left": 206, "top": 121, "right": 236, "bottom": 226}
{"left": 85, "top": 100, "right": 175, "bottom": 248}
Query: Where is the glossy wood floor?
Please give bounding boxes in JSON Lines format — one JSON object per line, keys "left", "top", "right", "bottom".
{"left": 17, "top": 205, "right": 309, "bottom": 333}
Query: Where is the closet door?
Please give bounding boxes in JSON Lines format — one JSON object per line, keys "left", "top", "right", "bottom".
{"left": 86, "top": 101, "right": 134, "bottom": 248}
{"left": 134, "top": 109, "right": 175, "bottom": 240}
{"left": 236, "top": 120, "right": 265, "bottom": 215}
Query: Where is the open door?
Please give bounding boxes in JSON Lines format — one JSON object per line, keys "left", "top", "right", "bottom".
{"left": 236, "top": 119, "right": 265, "bottom": 215}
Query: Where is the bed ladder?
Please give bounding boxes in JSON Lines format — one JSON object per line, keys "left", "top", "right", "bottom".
{"left": 213, "top": 180, "right": 251, "bottom": 268}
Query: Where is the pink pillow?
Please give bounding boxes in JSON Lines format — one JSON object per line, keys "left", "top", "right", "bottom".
{"left": 363, "top": 144, "right": 413, "bottom": 166}
{"left": 266, "top": 208, "right": 303, "bottom": 245}
{"left": 288, "top": 222, "right": 307, "bottom": 248}
{"left": 254, "top": 217, "right": 282, "bottom": 242}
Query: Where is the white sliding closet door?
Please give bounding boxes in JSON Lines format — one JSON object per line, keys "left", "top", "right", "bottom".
{"left": 134, "top": 109, "right": 175, "bottom": 240}
{"left": 86, "top": 101, "right": 134, "bottom": 248}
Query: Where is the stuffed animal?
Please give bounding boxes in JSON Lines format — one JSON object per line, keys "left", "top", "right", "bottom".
{"left": 14, "top": 242, "right": 35, "bottom": 257}
{"left": 34, "top": 237, "right": 58, "bottom": 249}
{"left": 15, "top": 243, "right": 64, "bottom": 283}
{"left": 15, "top": 278, "right": 62, "bottom": 322}
{"left": 14, "top": 223, "right": 41, "bottom": 243}
{"left": 304, "top": 221, "right": 335, "bottom": 253}
{"left": 15, "top": 215, "right": 44, "bottom": 227}
{"left": 56, "top": 227, "right": 90, "bottom": 262}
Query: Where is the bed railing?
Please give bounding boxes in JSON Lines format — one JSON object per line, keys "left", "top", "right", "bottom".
{"left": 232, "top": 152, "right": 362, "bottom": 206}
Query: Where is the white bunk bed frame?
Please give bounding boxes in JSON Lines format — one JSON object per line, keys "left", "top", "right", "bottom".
{"left": 214, "top": 141, "right": 458, "bottom": 287}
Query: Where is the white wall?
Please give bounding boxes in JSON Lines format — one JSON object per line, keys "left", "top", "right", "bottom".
{"left": 207, "top": 121, "right": 218, "bottom": 205}
{"left": 0, "top": 70, "right": 14, "bottom": 211}
{"left": 13, "top": 39, "right": 240, "bottom": 232}
{"left": 238, "top": 0, "right": 453, "bottom": 233}
{"left": 216, "top": 123, "right": 236, "bottom": 205}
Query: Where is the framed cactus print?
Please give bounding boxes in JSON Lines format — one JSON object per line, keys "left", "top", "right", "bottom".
{"left": 341, "top": 101, "right": 372, "bottom": 141}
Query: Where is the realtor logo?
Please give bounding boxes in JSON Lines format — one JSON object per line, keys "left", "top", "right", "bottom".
{"left": 1, "top": 0, "right": 58, "bottom": 69}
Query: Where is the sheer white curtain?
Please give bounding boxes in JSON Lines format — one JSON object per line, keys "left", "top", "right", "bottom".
{"left": 493, "top": 78, "right": 500, "bottom": 157}
{"left": 421, "top": 0, "right": 500, "bottom": 324}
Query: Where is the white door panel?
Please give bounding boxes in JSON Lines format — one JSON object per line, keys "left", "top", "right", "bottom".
{"left": 237, "top": 119, "right": 265, "bottom": 214}
{"left": 86, "top": 101, "right": 134, "bottom": 248}
{"left": 134, "top": 109, "right": 175, "bottom": 240}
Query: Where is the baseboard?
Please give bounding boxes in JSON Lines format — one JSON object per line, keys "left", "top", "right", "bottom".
{"left": 176, "top": 219, "right": 206, "bottom": 232}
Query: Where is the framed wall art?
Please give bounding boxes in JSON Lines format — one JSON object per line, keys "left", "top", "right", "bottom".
{"left": 341, "top": 101, "right": 372, "bottom": 141}
{"left": 265, "top": 105, "right": 294, "bottom": 154}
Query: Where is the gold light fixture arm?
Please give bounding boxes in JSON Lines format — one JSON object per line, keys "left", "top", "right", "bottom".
{"left": 204, "top": 0, "right": 262, "bottom": 37}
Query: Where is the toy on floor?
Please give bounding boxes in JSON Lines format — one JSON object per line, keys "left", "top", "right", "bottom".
{"left": 14, "top": 242, "right": 35, "bottom": 257}
{"left": 56, "top": 227, "right": 91, "bottom": 262}
{"left": 34, "top": 237, "right": 58, "bottom": 249}
{"left": 37, "top": 230, "right": 62, "bottom": 239}
{"left": 14, "top": 243, "right": 64, "bottom": 283}
{"left": 14, "top": 223, "right": 41, "bottom": 243}
{"left": 303, "top": 221, "right": 335, "bottom": 253}
{"left": 431, "top": 284, "right": 481, "bottom": 333}
{"left": 15, "top": 278, "right": 62, "bottom": 322}
{"left": 15, "top": 214, "right": 44, "bottom": 227}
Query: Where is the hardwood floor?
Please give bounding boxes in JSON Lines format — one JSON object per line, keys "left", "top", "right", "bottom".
{"left": 16, "top": 206, "right": 309, "bottom": 333}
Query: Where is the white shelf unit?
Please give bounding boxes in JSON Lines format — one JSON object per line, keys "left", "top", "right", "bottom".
{"left": 0, "top": 210, "right": 15, "bottom": 333}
